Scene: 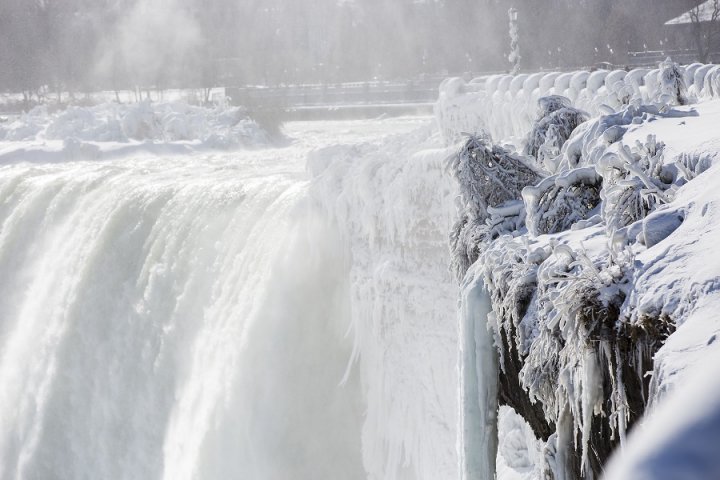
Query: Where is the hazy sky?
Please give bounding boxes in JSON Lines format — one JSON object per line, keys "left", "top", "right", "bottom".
{"left": 0, "top": 0, "right": 707, "bottom": 92}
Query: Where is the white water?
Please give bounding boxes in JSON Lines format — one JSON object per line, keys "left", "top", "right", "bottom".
{"left": 0, "top": 115, "right": 470, "bottom": 480}
{"left": 0, "top": 119, "right": 426, "bottom": 480}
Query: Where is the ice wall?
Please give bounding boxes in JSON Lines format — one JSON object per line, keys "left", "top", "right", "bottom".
{"left": 308, "top": 125, "right": 461, "bottom": 480}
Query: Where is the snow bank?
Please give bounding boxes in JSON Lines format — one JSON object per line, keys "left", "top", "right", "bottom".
{"left": 0, "top": 101, "right": 270, "bottom": 148}
{"left": 447, "top": 80, "right": 720, "bottom": 477}
{"left": 436, "top": 61, "right": 719, "bottom": 145}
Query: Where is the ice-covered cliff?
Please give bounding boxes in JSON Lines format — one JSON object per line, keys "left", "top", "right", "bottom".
{"left": 442, "top": 61, "right": 720, "bottom": 479}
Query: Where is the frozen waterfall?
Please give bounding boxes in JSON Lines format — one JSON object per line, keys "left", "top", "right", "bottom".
{"left": 0, "top": 140, "right": 366, "bottom": 479}
{"left": 0, "top": 117, "right": 471, "bottom": 480}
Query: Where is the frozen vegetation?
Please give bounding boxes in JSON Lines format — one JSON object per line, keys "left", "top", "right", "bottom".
{"left": 441, "top": 60, "right": 720, "bottom": 479}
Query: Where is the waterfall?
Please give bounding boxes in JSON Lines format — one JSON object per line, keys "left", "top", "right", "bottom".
{"left": 0, "top": 149, "right": 363, "bottom": 480}
{"left": 0, "top": 116, "right": 465, "bottom": 480}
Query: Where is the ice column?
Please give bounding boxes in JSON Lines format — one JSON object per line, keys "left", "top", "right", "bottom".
{"left": 458, "top": 268, "right": 499, "bottom": 480}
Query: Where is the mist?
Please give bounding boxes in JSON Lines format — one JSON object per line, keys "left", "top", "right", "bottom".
{"left": 0, "top": 0, "right": 706, "bottom": 98}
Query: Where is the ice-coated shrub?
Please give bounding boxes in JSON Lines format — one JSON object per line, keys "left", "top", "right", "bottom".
{"left": 536, "top": 95, "right": 570, "bottom": 118}
{"left": 520, "top": 245, "right": 631, "bottom": 474}
{"left": 523, "top": 167, "right": 602, "bottom": 236}
{"left": 477, "top": 228, "right": 676, "bottom": 476}
{"left": 657, "top": 58, "right": 688, "bottom": 106}
{"left": 602, "top": 177, "right": 665, "bottom": 229}
{"left": 599, "top": 135, "right": 674, "bottom": 229}
{"left": 449, "top": 134, "right": 544, "bottom": 278}
{"left": 525, "top": 96, "right": 589, "bottom": 171}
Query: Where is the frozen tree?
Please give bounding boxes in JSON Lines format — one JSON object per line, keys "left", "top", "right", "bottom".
{"left": 525, "top": 95, "right": 589, "bottom": 171}
{"left": 599, "top": 136, "right": 675, "bottom": 230}
{"left": 524, "top": 167, "right": 602, "bottom": 236}
{"left": 657, "top": 58, "right": 688, "bottom": 106}
{"left": 689, "top": 0, "right": 720, "bottom": 63}
{"left": 449, "top": 134, "right": 543, "bottom": 279}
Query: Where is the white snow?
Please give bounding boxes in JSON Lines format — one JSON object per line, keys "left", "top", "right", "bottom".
{"left": 0, "top": 101, "right": 269, "bottom": 149}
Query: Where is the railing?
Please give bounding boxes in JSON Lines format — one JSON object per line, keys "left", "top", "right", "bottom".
{"left": 225, "top": 77, "right": 445, "bottom": 110}
{"left": 627, "top": 49, "right": 716, "bottom": 66}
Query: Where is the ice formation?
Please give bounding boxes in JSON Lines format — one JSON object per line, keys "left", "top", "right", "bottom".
{"left": 458, "top": 270, "right": 497, "bottom": 480}
{"left": 435, "top": 59, "right": 720, "bottom": 146}
{"left": 444, "top": 60, "right": 720, "bottom": 479}
{"left": 0, "top": 101, "right": 269, "bottom": 148}
{"left": 308, "top": 124, "right": 462, "bottom": 480}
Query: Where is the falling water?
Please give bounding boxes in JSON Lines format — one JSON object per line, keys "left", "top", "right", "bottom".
{"left": 0, "top": 127, "right": 370, "bottom": 479}
{"left": 0, "top": 117, "right": 459, "bottom": 480}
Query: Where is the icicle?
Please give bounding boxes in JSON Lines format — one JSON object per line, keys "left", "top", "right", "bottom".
{"left": 458, "top": 273, "right": 499, "bottom": 480}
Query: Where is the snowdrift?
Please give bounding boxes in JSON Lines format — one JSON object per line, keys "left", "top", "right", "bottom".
{"left": 436, "top": 60, "right": 719, "bottom": 146}
{"left": 0, "top": 101, "right": 270, "bottom": 149}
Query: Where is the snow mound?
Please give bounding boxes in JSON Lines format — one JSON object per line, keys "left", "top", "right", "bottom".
{"left": 0, "top": 101, "right": 270, "bottom": 148}
{"left": 436, "top": 61, "right": 719, "bottom": 146}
